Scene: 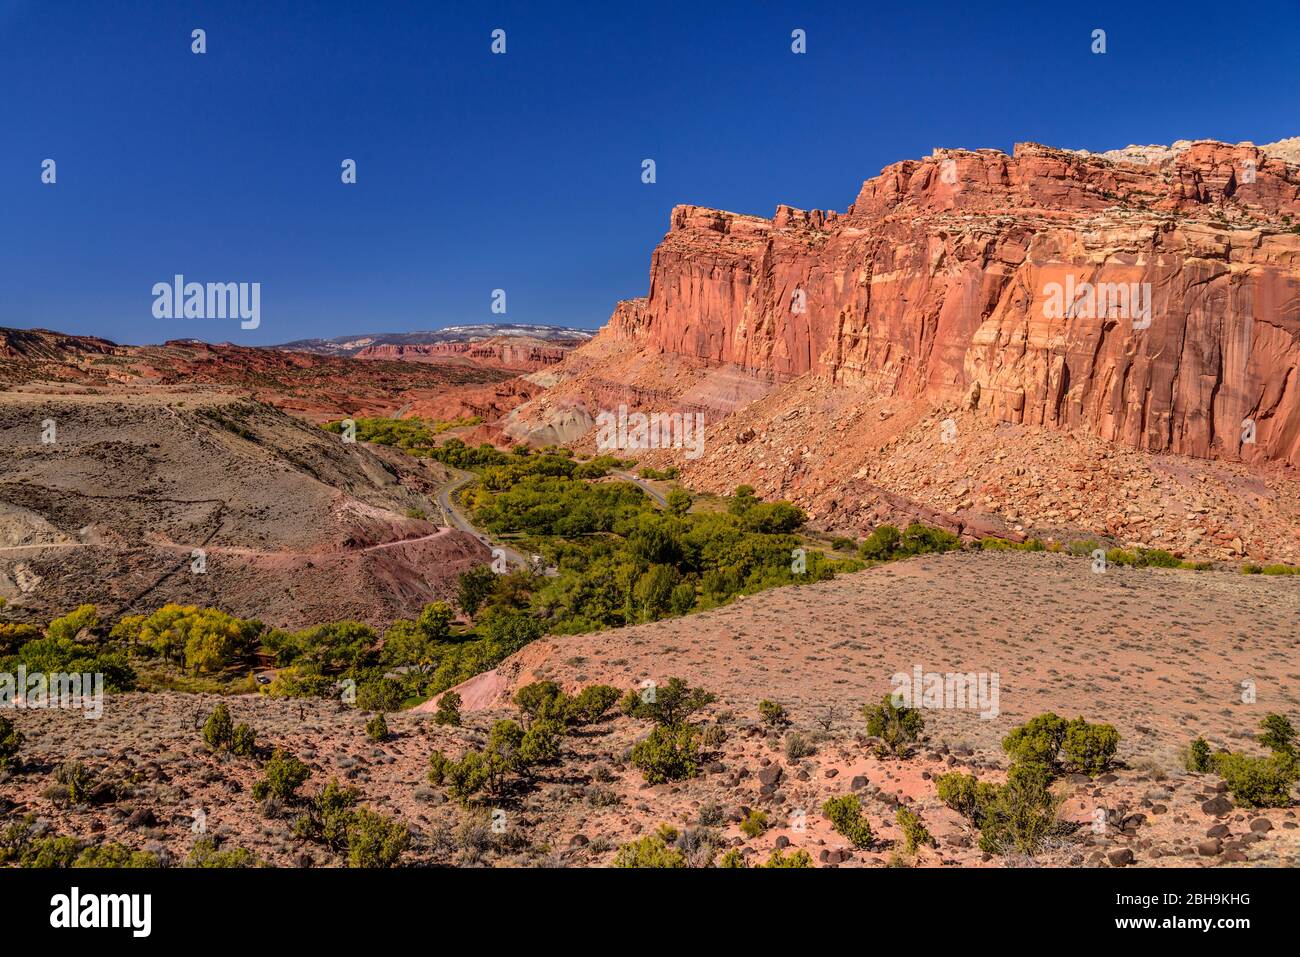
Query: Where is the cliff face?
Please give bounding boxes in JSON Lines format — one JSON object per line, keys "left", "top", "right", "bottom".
{"left": 612, "top": 141, "right": 1300, "bottom": 467}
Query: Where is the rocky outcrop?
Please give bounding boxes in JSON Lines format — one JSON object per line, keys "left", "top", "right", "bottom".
{"left": 612, "top": 140, "right": 1300, "bottom": 467}
{"left": 354, "top": 335, "right": 578, "bottom": 372}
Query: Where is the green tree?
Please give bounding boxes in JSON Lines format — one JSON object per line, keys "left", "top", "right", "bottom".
{"left": 231, "top": 722, "right": 257, "bottom": 756}
{"left": 203, "top": 703, "right": 234, "bottom": 752}
{"left": 630, "top": 724, "right": 700, "bottom": 784}
{"left": 627, "top": 677, "right": 716, "bottom": 726}
{"left": 456, "top": 565, "right": 499, "bottom": 617}
{"left": 345, "top": 808, "right": 410, "bottom": 868}
{"left": 859, "top": 524, "right": 901, "bottom": 561}
{"left": 1060, "top": 718, "right": 1119, "bottom": 776}
{"left": 1212, "top": 752, "right": 1299, "bottom": 808}
{"left": 665, "top": 487, "right": 693, "bottom": 517}
{"left": 252, "top": 749, "right": 311, "bottom": 802}
{"left": 1184, "top": 736, "right": 1213, "bottom": 773}
{"left": 862, "top": 695, "right": 925, "bottom": 757}
{"left": 567, "top": 685, "right": 620, "bottom": 725}
{"left": 365, "top": 713, "right": 389, "bottom": 742}
{"left": 45, "top": 605, "right": 99, "bottom": 643}
{"left": 761, "top": 848, "right": 812, "bottom": 868}
{"left": 976, "top": 761, "right": 1062, "bottom": 855}
{"left": 513, "top": 681, "right": 567, "bottom": 725}
{"left": 1258, "top": 713, "right": 1297, "bottom": 756}
{"left": 188, "top": 838, "right": 261, "bottom": 868}
{"left": 434, "top": 690, "right": 462, "bottom": 727}
{"left": 1001, "top": 713, "right": 1068, "bottom": 769}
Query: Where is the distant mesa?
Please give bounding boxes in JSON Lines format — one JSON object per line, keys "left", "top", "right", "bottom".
{"left": 271, "top": 323, "right": 595, "bottom": 356}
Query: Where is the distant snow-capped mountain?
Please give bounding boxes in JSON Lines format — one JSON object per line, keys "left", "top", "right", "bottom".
{"left": 271, "top": 323, "right": 594, "bottom": 356}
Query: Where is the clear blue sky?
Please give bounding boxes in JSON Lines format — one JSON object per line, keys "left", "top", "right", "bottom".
{"left": 2, "top": 0, "right": 1297, "bottom": 345}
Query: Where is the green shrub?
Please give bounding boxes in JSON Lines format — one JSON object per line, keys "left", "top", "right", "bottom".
{"left": 433, "top": 691, "right": 462, "bottom": 727}
{"left": 897, "top": 523, "right": 960, "bottom": 556}
{"left": 355, "top": 677, "right": 405, "bottom": 713}
{"left": 518, "top": 718, "right": 563, "bottom": 766}
{"left": 1258, "top": 713, "right": 1296, "bottom": 756}
{"left": 188, "top": 838, "right": 261, "bottom": 867}
{"left": 761, "top": 848, "right": 812, "bottom": 868}
{"left": 859, "top": 524, "right": 901, "bottom": 561}
{"left": 821, "top": 795, "right": 873, "bottom": 848}
{"left": 1002, "top": 714, "right": 1119, "bottom": 777}
{"left": 0, "top": 715, "right": 23, "bottom": 771}
{"left": 1068, "top": 539, "right": 1100, "bottom": 557}
{"left": 513, "top": 681, "right": 568, "bottom": 724}
{"left": 934, "top": 772, "right": 1000, "bottom": 825}
{"left": 444, "top": 750, "right": 490, "bottom": 804}
{"left": 1060, "top": 718, "right": 1120, "bottom": 776}
{"left": 1001, "top": 713, "right": 1067, "bottom": 768}
{"left": 203, "top": 703, "right": 234, "bottom": 752}
{"left": 345, "top": 808, "right": 410, "bottom": 867}
{"left": 567, "top": 684, "right": 620, "bottom": 725}
{"left": 292, "top": 778, "right": 409, "bottom": 866}
{"left": 1183, "top": 737, "right": 1213, "bottom": 773}
{"left": 976, "top": 762, "right": 1062, "bottom": 856}
{"left": 630, "top": 724, "right": 700, "bottom": 784}
{"left": 456, "top": 565, "right": 499, "bottom": 618}
{"left": 426, "top": 750, "right": 449, "bottom": 787}
{"left": 1212, "top": 752, "right": 1299, "bottom": 808}
{"left": 701, "top": 723, "right": 728, "bottom": 749}
{"left": 896, "top": 806, "right": 934, "bottom": 852}
{"left": 293, "top": 778, "right": 360, "bottom": 849}
{"left": 758, "top": 699, "right": 788, "bottom": 728}
{"left": 56, "top": 761, "right": 95, "bottom": 804}
{"left": 739, "top": 810, "right": 768, "bottom": 838}
{"left": 19, "top": 836, "right": 80, "bottom": 867}
{"left": 73, "top": 842, "right": 160, "bottom": 868}
{"left": 252, "top": 749, "right": 310, "bottom": 802}
{"left": 717, "top": 848, "right": 746, "bottom": 868}
{"left": 365, "top": 713, "right": 389, "bottom": 742}
{"left": 231, "top": 722, "right": 256, "bottom": 757}
{"left": 862, "top": 695, "right": 924, "bottom": 757}
{"left": 613, "top": 833, "right": 686, "bottom": 868}
{"left": 625, "top": 677, "right": 716, "bottom": 726}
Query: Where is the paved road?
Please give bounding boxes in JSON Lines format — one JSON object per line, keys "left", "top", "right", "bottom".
{"left": 611, "top": 469, "right": 669, "bottom": 507}
{"left": 435, "top": 466, "right": 530, "bottom": 568}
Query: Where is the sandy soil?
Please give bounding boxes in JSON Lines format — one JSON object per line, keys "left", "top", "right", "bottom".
{"left": 5, "top": 551, "right": 1295, "bottom": 868}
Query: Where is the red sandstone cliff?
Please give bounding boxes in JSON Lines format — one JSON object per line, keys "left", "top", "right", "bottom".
{"left": 607, "top": 141, "right": 1300, "bottom": 467}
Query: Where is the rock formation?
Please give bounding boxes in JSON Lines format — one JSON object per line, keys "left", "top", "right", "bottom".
{"left": 353, "top": 335, "right": 576, "bottom": 372}
{"left": 606, "top": 140, "right": 1300, "bottom": 467}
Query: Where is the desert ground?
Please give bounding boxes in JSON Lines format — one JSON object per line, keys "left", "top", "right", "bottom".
{"left": 0, "top": 387, "right": 487, "bottom": 627}
{"left": 6, "top": 551, "right": 1296, "bottom": 868}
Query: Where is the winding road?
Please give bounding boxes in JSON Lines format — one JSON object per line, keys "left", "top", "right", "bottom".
{"left": 610, "top": 469, "right": 669, "bottom": 507}
{"left": 434, "top": 466, "right": 530, "bottom": 568}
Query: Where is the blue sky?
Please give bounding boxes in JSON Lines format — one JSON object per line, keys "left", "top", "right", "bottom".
{"left": 2, "top": 0, "right": 1297, "bottom": 345}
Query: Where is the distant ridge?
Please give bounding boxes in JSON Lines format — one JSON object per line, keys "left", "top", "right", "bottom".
{"left": 271, "top": 323, "right": 595, "bottom": 357}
